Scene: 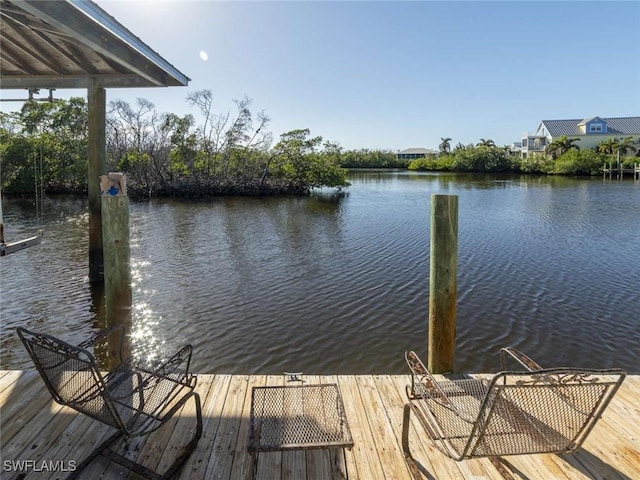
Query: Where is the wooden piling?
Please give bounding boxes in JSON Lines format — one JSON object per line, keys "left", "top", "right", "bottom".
{"left": 101, "top": 174, "right": 132, "bottom": 366}
{"left": 88, "top": 83, "right": 106, "bottom": 283}
{"left": 428, "top": 194, "right": 458, "bottom": 374}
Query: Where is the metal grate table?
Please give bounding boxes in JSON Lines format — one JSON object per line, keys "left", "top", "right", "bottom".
{"left": 248, "top": 383, "right": 353, "bottom": 478}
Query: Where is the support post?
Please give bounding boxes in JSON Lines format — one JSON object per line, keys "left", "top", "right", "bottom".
{"left": 101, "top": 173, "right": 132, "bottom": 366}
{"left": 88, "top": 83, "right": 106, "bottom": 283}
{"left": 428, "top": 194, "right": 458, "bottom": 374}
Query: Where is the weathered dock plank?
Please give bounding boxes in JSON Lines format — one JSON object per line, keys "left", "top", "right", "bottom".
{"left": 0, "top": 370, "right": 24, "bottom": 394}
{"left": 228, "top": 374, "right": 266, "bottom": 480}
{"left": 337, "top": 375, "right": 387, "bottom": 479}
{"left": 177, "top": 374, "right": 232, "bottom": 479}
{"left": 1, "top": 371, "right": 639, "bottom": 480}
{"left": 205, "top": 375, "right": 250, "bottom": 479}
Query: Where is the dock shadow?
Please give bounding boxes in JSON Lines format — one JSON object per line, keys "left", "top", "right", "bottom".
{"left": 555, "top": 448, "right": 635, "bottom": 480}
{"left": 403, "top": 453, "right": 437, "bottom": 480}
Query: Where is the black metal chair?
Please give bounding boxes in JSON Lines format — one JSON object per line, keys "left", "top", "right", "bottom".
{"left": 401, "top": 348, "right": 626, "bottom": 480}
{"left": 17, "top": 326, "right": 202, "bottom": 480}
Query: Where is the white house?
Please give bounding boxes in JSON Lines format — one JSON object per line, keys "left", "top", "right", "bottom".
{"left": 396, "top": 148, "right": 437, "bottom": 161}
{"left": 520, "top": 116, "right": 640, "bottom": 158}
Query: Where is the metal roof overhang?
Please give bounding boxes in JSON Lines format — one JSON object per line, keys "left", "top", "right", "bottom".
{"left": 0, "top": 0, "right": 190, "bottom": 90}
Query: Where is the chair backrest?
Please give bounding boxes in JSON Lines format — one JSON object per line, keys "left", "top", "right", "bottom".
{"left": 17, "top": 327, "right": 125, "bottom": 430}
{"left": 464, "top": 367, "right": 626, "bottom": 458}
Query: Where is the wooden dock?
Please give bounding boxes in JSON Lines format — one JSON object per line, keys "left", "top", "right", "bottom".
{"left": 602, "top": 163, "right": 640, "bottom": 179}
{"left": 1, "top": 371, "right": 639, "bottom": 479}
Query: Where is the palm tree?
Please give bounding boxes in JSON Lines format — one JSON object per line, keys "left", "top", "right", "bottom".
{"left": 439, "top": 137, "right": 452, "bottom": 155}
{"left": 597, "top": 138, "right": 616, "bottom": 155}
{"left": 613, "top": 136, "right": 638, "bottom": 157}
{"left": 476, "top": 138, "right": 495, "bottom": 148}
{"left": 545, "top": 135, "right": 580, "bottom": 159}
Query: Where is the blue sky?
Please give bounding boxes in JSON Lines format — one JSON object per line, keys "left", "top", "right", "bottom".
{"left": 3, "top": 1, "right": 640, "bottom": 151}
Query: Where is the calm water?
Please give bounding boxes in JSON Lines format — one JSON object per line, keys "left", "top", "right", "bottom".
{"left": 1, "top": 171, "right": 639, "bottom": 374}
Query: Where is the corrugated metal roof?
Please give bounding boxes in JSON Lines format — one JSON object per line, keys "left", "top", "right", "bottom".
{"left": 542, "top": 117, "right": 640, "bottom": 137}
{"left": 577, "top": 116, "right": 601, "bottom": 126}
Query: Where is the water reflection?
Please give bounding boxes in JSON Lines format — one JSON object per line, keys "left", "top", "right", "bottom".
{"left": 2, "top": 173, "right": 639, "bottom": 374}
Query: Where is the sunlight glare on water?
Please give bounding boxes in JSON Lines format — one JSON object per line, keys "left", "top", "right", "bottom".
{"left": 2, "top": 172, "right": 639, "bottom": 374}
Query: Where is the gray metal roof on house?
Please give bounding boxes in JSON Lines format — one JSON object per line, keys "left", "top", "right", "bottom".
{"left": 399, "top": 148, "right": 437, "bottom": 154}
{"left": 0, "top": 0, "right": 190, "bottom": 89}
{"left": 577, "top": 116, "right": 600, "bottom": 126}
{"left": 541, "top": 117, "right": 640, "bottom": 137}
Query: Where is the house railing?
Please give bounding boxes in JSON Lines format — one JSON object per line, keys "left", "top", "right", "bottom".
{"left": 526, "top": 144, "right": 546, "bottom": 151}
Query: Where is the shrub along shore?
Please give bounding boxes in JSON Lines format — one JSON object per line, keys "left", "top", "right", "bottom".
{"left": 1, "top": 94, "right": 636, "bottom": 199}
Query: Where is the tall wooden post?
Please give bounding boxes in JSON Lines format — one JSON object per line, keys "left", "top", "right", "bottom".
{"left": 428, "top": 194, "right": 458, "bottom": 373}
{"left": 88, "top": 82, "right": 106, "bottom": 283}
{"left": 101, "top": 173, "right": 132, "bottom": 367}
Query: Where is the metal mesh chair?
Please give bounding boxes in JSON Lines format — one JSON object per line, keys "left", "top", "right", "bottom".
{"left": 17, "top": 326, "right": 202, "bottom": 480}
{"left": 401, "top": 348, "right": 626, "bottom": 479}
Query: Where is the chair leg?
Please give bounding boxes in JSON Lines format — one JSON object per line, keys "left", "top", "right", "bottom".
{"left": 100, "top": 448, "right": 165, "bottom": 480}
{"left": 488, "top": 456, "right": 517, "bottom": 480}
{"left": 162, "top": 391, "right": 203, "bottom": 479}
{"left": 402, "top": 403, "right": 425, "bottom": 480}
{"left": 67, "top": 392, "right": 202, "bottom": 480}
{"left": 66, "top": 430, "right": 125, "bottom": 480}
